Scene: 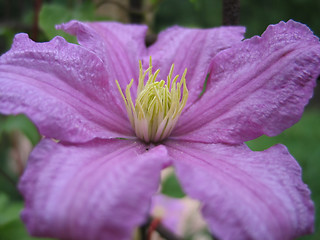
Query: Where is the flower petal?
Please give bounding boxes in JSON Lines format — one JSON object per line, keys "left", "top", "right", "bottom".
{"left": 19, "top": 139, "right": 168, "bottom": 240}
{"left": 147, "top": 25, "right": 245, "bottom": 107}
{"left": 151, "top": 194, "right": 207, "bottom": 237}
{"left": 166, "top": 140, "right": 314, "bottom": 240}
{"left": 57, "top": 20, "right": 148, "bottom": 93}
{"left": 173, "top": 20, "right": 320, "bottom": 143}
{"left": 0, "top": 33, "right": 132, "bottom": 142}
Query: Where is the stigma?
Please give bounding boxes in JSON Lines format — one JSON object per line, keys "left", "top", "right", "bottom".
{"left": 116, "top": 58, "right": 188, "bottom": 143}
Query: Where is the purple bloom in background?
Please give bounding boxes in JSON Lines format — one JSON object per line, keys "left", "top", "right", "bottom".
{"left": 151, "top": 194, "right": 207, "bottom": 238}
{"left": 0, "top": 19, "right": 320, "bottom": 240}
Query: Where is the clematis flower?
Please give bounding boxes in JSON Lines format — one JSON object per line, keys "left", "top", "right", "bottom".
{"left": 0, "top": 19, "right": 320, "bottom": 240}
{"left": 151, "top": 194, "right": 208, "bottom": 238}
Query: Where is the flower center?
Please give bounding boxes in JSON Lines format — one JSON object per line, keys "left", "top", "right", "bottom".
{"left": 116, "top": 58, "right": 188, "bottom": 143}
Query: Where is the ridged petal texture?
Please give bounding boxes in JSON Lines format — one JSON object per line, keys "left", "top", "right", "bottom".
{"left": 166, "top": 140, "right": 314, "bottom": 240}
{"left": 0, "top": 19, "right": 319, "bottom": 240}
{"left": 19, "top": 139, "right": 167, "bottom": 240}
{"left": 173, "top": 20, "right": 320, "bottom": 143}
{"left": 57, "top": 21, "right": 148, "bottom": 101}
{"left": 146, "top": 25, "right": 245, "bottom": 107}
{"left": 0, "top": 34, "right": 133, "bottom": 142}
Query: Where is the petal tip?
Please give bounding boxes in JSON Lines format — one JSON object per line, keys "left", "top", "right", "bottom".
{"left": 55, "top": 20, "right": 92, "bottom": 40}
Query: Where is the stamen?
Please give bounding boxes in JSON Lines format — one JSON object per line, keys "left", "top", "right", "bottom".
{"left": 116, "top": 57, "right": 188, "bottom": 143}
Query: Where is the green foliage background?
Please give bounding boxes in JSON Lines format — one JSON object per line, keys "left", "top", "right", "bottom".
{"left": 0, "top": 0, "right": 319, "bottom": 240}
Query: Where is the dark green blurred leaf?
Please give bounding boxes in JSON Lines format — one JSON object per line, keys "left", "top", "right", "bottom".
{"left": 189, "top": 0, "right": 201, "bottom": 9}
{"left": 161, "top": 172, "right": 186, "bottom": 198}
{"left": 0, "top": 27, "right": 17, "bottom": 52}
{"left": 154, "top": 0, "right": 222, "bottom": 31}
{"left": 39, "top": 1, "right": 96, "bottom": 43}
{"left": 0, "top": 193, "right": 23, "bottom": 226}
{"left": 0, "top": 220, "right": 55, "bottom": 240}
{"left": 0, "top": 114, "right": 40, "bottom": 146}
{"left": 240, "top": 0, "right": 320, "bottom": 38}
{"left": 0, "top": 193, "right": 54, "bottom": 240}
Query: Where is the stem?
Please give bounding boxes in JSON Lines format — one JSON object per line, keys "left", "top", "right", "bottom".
{"left": 154, "top": 221, "right": 183, "bottom": 240}
{"left": 222, "top": 0, "right": 240, "bottom": 25}
{"left": 141, "top": 216, "right": 183, "bottom": 240}
{"left": 32, "top": 0, "right": 42, "bottom": 41}
{"left": 96, "top": 0, "right": 130, "bottom": 12}
{"left": 11, "top": 131, "right": 25, "bottom": 176}
{"left": 140, "top": 218, "right": 149, "bottom": 240}
{"left": 130, "top": 0, "right": 143, "bottom": 23}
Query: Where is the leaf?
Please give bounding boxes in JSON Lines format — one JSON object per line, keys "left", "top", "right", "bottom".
{"left": 0, "top": 193, "right": 54, "bottom": 240}
{"left": 1, "top": 114, "right": 40, "bottom": 146}
{"left": 39, "top": 1, "right": 96, "bottom": 43}
{"left": 161, "top": 172, "right": 186, "bottom": 198}
{"left": 0, "top": 193, "right": 23, "bottom": 226}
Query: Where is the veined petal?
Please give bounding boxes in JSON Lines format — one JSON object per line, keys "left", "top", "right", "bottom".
{"left": 0, "top": 33, "right": 132, "bottom": 142}
{"left": 19, "top": 139, "right": 168, "bottom": 240}
{"left": 173, "top": 20, "right": 320, "bottom": 144}
{"left": 166, "top": 140, "right": 314, "bottom": 240}
{"left": 147, "top": 25, "right": 245, "bottom": 107}
{"left": 57, "top": 20, "right": 148, "bottom": 97}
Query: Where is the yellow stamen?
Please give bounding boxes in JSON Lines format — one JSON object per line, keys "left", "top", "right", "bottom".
{"left": 116, "top": 57, "right": 188, "bottom": 143}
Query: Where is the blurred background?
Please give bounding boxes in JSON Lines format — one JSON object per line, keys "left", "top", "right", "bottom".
{"left": 0, "top": 0, "right": 319, "bottom": 239}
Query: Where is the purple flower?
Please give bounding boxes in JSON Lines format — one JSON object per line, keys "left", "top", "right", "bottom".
{"left": 0, "top": 20, "right": 320, "bottom": 240}
{"left": 151, "top": 194, "right": 207, "bottom": 237}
